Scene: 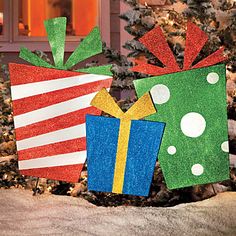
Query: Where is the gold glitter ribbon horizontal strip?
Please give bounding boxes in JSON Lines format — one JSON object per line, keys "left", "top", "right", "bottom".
{"left": 91, "top": 88, "right": 156, "bottom": 193}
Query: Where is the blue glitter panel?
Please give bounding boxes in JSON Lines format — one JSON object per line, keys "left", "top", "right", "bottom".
{"left": 86, "top": 115, "right": 120, "bottom": 193}
{"left": 86, "top": 115, "right": 165, "bottom": 196}
{"left": 123, "top": 120, "right": 165, "bottom": 196}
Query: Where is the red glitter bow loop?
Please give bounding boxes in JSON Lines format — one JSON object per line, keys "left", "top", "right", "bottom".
{"left": 131, "top": 21, "right": 226, "bottom": 76}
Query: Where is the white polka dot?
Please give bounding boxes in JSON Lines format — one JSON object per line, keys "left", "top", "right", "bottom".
{"left": 167, "top": 146, "right": 176, "bottom": 155}
{"left": 207, "top": 72, "right": 219, "bottom": 84}
{"left": 221, "top": 141, "right": 229, "bottom": 152}
{"left": 191, "top": 164, "right": 204, "bottom": 176}
{"left": 150, "top": 84, "right": 170, "bottom": 104}
{"left": 180, "top": 112, "right": 206, "bottom": 138}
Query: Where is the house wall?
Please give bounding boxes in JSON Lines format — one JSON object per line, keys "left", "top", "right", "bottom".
{"left": 110, "top": 0, "right": 120, "bottom": 50}
{"left": 120, "top": 1, "right": 132, "bottom": 55}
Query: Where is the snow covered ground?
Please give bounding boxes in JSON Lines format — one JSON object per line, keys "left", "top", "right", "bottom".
{"left": 0, "top": 189, "right": 235, "bottom": 236}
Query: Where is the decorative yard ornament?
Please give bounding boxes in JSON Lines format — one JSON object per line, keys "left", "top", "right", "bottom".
{"left": 9, "top": 17, "right": 113, "bottom": 182}
{"left": 86, "top": 88, "right": 165, "bottom": 196}
{"left": 132, "top": 22, "right": 230, "bottom": 189}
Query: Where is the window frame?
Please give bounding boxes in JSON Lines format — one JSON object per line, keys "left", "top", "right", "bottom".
{"left": 0, "top": 0, "right": 110, "bottom": 52}
{"left": 0, "top": 0, "right": 10, "bottom": 42}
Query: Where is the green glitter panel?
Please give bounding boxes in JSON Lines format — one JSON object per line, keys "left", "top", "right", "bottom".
{"left": 44, "top": 17, "right": 66, "bottom": 69}
{"left": 134, "top": 64, "right": 230, "bottom": 189}
{"left": 76, "top": 65, "right": 113, "bottom": 76}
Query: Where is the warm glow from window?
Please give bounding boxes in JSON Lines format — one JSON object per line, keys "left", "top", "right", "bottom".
{"left": 0, "top": 0, "right": 3, "bottom": 35}
{"left": 18, "top": 0, "right": 99, "bottom": 37}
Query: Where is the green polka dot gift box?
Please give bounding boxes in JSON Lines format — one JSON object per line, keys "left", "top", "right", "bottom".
{"left": 132, "top": 22, "right": 230, "bottom": 190}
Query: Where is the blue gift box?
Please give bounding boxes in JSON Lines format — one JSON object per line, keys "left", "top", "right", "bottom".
{"left": 86, "top": 115, "right": 165, "bottom": 196}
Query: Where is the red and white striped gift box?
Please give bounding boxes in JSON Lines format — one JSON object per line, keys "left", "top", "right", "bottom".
{"left": 9, "top": 63, "right": 113, "bottom": 182}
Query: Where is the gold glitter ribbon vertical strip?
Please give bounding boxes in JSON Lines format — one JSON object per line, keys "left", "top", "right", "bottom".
{"left": 90, "top": 88, "right": 157, "bottom": 193}
{"left": 112, "top": 119, "right": 131, "bottom": 193}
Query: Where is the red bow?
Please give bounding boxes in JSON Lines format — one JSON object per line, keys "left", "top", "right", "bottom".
{"left": 131, "top": 22, "right": 226, "bottom": 76}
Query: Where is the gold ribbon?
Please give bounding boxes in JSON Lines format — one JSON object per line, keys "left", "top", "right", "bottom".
{"left": 91, "top": 88, "right": 156, "bottom": 193}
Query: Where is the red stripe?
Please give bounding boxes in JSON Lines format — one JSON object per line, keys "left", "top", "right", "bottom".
{"left": 9, "top": 63, "right": 82, "bottom": 86}
{"left": 17, "top": 137, "right": 86, "bottom": 161}
{"left": 20, "top": 164, "right": 84, "bottom": 182}
{"left": 15, "top": 106, "right": 100, "bottom": 141}
{"left": 12, "top": 78, "right": 112, "bottom": 116}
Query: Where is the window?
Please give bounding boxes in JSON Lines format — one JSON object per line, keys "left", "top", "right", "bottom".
{"left": 0, "top": 0, "right": 9, "bottom": 41}
{"left": 18, "top": 0, "right": 98, "bottom": 37}
{"left": 0, "top": 1, "right": 3, "bottom": 36}
{"left": 0, "top": 0, "right": 110, "bottom": 51}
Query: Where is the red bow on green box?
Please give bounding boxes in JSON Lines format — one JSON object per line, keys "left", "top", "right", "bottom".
{"left": 132, "top": 22, "right": 229, "bottom": 190}
{"left": 131, "top": 21, "right": 226, "bottom": 75}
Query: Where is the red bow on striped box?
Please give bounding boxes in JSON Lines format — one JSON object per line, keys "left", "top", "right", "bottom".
{"left": 9, "top": 17, "right": 113, "bottom": 182}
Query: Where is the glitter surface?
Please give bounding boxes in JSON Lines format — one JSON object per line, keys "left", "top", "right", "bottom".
{"left": 134, "top": 64, "right": 229, "bottom": 189}
{"left": 131, "top": 22, "right": 226, "bottom": 75}
{"left": 132, "top": 22, "right": 229, "bottom": 189}
{"left": 86, "top": 88, "right": 165, "bottom": 196}
{"left": 19, "top": 17, "right": 112, "bottom": 75}
{"left": 9, "top": 64, "right": 113, "bottom": 183}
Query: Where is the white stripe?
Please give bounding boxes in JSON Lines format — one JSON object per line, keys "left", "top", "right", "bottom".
{"left": 11, "top": 74, "right": 111, "bottom": 100}
{"left": 16, "top": 123, "right": 86, "bottom": 151}
{"left": 14, "top": 91, "right": 97, "bottom": 128}
{"left": 18, "top": 151, "right": 87, "bottom": 170}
